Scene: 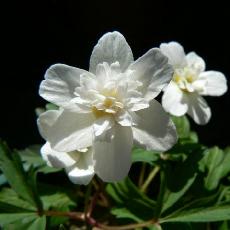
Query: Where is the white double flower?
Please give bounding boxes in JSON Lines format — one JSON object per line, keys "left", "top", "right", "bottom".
{"left": 38, "top": 32, "right": 177, "bottom": 184}
{"left": 160, "top": 42, "right": 227, "bottom": 125}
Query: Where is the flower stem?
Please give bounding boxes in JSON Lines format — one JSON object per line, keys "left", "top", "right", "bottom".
{"left": 84, "top": 181, "right": 93, "bottom": 215}
{"left": 43, "top": 210, "right": 158, "bottom": 229}
{"left": 97, "top": 219, "right": 156, "bottom": 230}
{"left": 154, "top": 169, "right": 166, "bottom": 219}
{"left": 43, "top": 210, "right": 85, "bottom": 221}
{"left": 138, "top": 162, "right": 147, "bottom": 187}
{"left": 141, "top": 165, "right": 160, "bottom": 193}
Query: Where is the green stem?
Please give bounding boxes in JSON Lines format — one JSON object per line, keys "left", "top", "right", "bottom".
{"left": 138, "top": 163, "right": 147, "bottom": 187}
{"left": 97, "top": 220, "right": 156, "bottom": 230}
{"left": 154, "top": 169, "right": 166, "bottom": 219}
{"left": 141, "top": 165, "right": 160, "bottom": 193}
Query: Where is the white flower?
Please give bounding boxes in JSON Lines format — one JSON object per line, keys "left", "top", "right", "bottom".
{"left": 38, "top": 31, "right": 177, "bottom": 183}
{"left": 41, "top": 142, "right": 94, "bottom": 185}
{"left": 160, "top": 42, "right": 228, "bottom": 125}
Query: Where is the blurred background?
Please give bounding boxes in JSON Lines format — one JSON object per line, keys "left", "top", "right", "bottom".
{"left": 1, "top": 0, "right": 229, "bottom": 149}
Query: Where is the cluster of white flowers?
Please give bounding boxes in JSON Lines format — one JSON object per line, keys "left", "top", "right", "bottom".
{"left": 38, "top": 32, "right": 227, "bottom": 184}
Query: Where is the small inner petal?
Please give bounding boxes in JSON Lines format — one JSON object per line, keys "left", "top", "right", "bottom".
{"left": 173, "top": 67, "right": 198, "bottom": 93}
{"left": 91, "top": 93, "right": 124, "bottom": 118}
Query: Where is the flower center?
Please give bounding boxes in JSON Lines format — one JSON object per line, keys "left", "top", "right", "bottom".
{"left": 173, "top": 68, "right": 197, "bottom": 93}
{"left": 91, "top": 91, "right": 124, "bottom": 118}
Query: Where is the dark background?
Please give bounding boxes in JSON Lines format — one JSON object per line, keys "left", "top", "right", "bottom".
{"left": 1, "top": 0, "right": 229, "bottom": 149}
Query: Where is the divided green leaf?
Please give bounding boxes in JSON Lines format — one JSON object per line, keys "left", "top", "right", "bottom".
{"left": 106, "top": 177, "right": 156, "bottom": 222}
{"left": 0, "top": 141, "right": 42, "bottom": 210}
{"left": 132, "top": 147, "right": 160, "bottom": 165}
{"left": 199, "top": 147, "right": 230, "bottom": 190}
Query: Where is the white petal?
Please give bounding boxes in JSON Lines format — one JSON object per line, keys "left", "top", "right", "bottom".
{"left": 66, "top": 149, "right": 95, "bottom": 185}
{"left": 89, "top": 31, "right": 134, "bottom": 73}
{"left": 38, "top": 110, "right": 95, "bottom": 152}
{"left": 41, "top": 142, "right": 80, "bottom": 168}
{"left": 132, "top": 100, "right": 177, "bottom": 152}
{"left": 162, "top": 82, "right": 188, "bottom": 116}
{"left": 93, "top": 116, "right": 114, "bottom": 136}
{"left": 79, "top": 73, "right": 97, "bottom": 90}
{"left": 116, "top": 110, "right": 135, "bottom": 126}
{"left": 186, "top": 93, "right": 211, "bottom": 125}
{"left": 39, "top": 64, "right": 93, "bottom": 108}
{"left": 37, "top": 110, "right": 61, "bottom": 140}
{"left": 160, "top": 42, "right": 187, "bottom": 68}
{"left": 196, "top": 71, "right": 227, "bottom": 96}
{"left": 95, "top": 62, "right": 111, "bottom": 82}
{"left": 93, "top": 125, "right": 133, "bottom": 182}
{"left": 129, "top": 48, "right": 173, "bottom": 101}
{"left": 186, "top": 52, "right": 205, "bottom": 73}
{"left": 126, "top": 91, "right": 149, "bottom": 111}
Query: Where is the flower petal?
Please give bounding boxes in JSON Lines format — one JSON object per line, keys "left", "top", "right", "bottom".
{"left": 162, "top": 82, "right": 188, "bottom": 116}
{"left": 129, "top": 48, "right": 173, "bottom": 101}
{"left": 37, "top": 110, "right": 61, "bottom": 140}
{"left": 66, "top": 149, "right": 95, "bottom": 185}
{"left": 38, "top": 110, "right": 95, "bottom": 152}
{"left": 93, "top": 116, "right": 114, "bottom": 136}
{"left": 89, "top": 31, "right": 134, "bottom": 73}
{"left": 115, "top": 110, "right": 136, "bottom": 126}
{"left": 160, "top": 42, "right": 187, "bottom": 68}
{"left": 186, "top": 93, "right": 211, "bottom": 125}
{"left": 41, "top": 142, "right": 80, "bottom": 168}
{"left": 132, "top": 100, "right": 177, "bottom": 152}
{"left": 39, "top": 64, "right": 93, "bottom": 108}
{"left": 186, "top": 52, "right": 205, "bottom": 73}
{"left": 93, "top": 124, "right": 133, "bottom": 182}
{"left": 196, "top": 71, "right": 227, "bottom": 96}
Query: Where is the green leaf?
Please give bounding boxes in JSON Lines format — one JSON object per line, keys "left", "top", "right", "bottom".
{"left": 17, "top": 145, "right": 44, "bottom": 166}
{"left": 0, "top": 141, "right": 42, "bottom": 210}
{"left": 162, "top": 222, "right": 207, "bottom": 230}
{"left": 0, "top": 188, "right": 46, "bottom": 228}
{"left": 111, "top": 208, "right": 142, "bottom": 222}
{"left": 111, "top": 208, "right": 161, "bottom": 230}
{"left": 0, "top": 188, "right": 36, "bottom": 211}
{"left": 3, "top": 215, "right": 46, "bottom": 230}
{"left": 0, "top": 173, "right": 6, "bottom": 186}
{"left": 41, "top": 192, "right": 75, "bottom": 210}
{"left": 162, "top": 148, "right": 203, "bottom": 214}
{"left": 17, "top": 145, "right": 62, "bottom": 174}
{"left": 162, "top": 173, "right": 197, "bottom": 213}
{"left": 26, "top": 216, "right": 46, "bottom": 230}
{"left": 37, "top": 165, "right": 62, "bottom": 174}
{"left": 0, "top": 186, "right": 42, "bottom": 227}
{"left": 199, "top": 147, "right": 230, "bottom": 190}
{"left": 0, "top": 201, "right": 34, "bottom": 214}
{"left": 187, "top": 132, "right": 198, "bottom": 144}
{"left": 217, "top": 221, "right": 230, "bottom": 230}
{"left": 163, "top": 142, "right": 203, "bottom": 162}
{"left": 106, "top": 177, "right": 156, "bottom": 222}
{"left": 161, "top": 203, "right": 230, "bottom": 223}
{"left": 149, "top": 225, "right": 162, "bottom": 230}
{"left": 38, "top": 183, "right": 76, "bottom": 209}
{"left": 0, "top": 213, "right": 37, "bottom": 225}
{"left": 171, "top": 116, "right": 190, "bottom": 139}
{"left": 38, "top": 183, "right": 75, "bottom": 227}
{"left": 132, "top": 147, "right": 160, "bottom": 165}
